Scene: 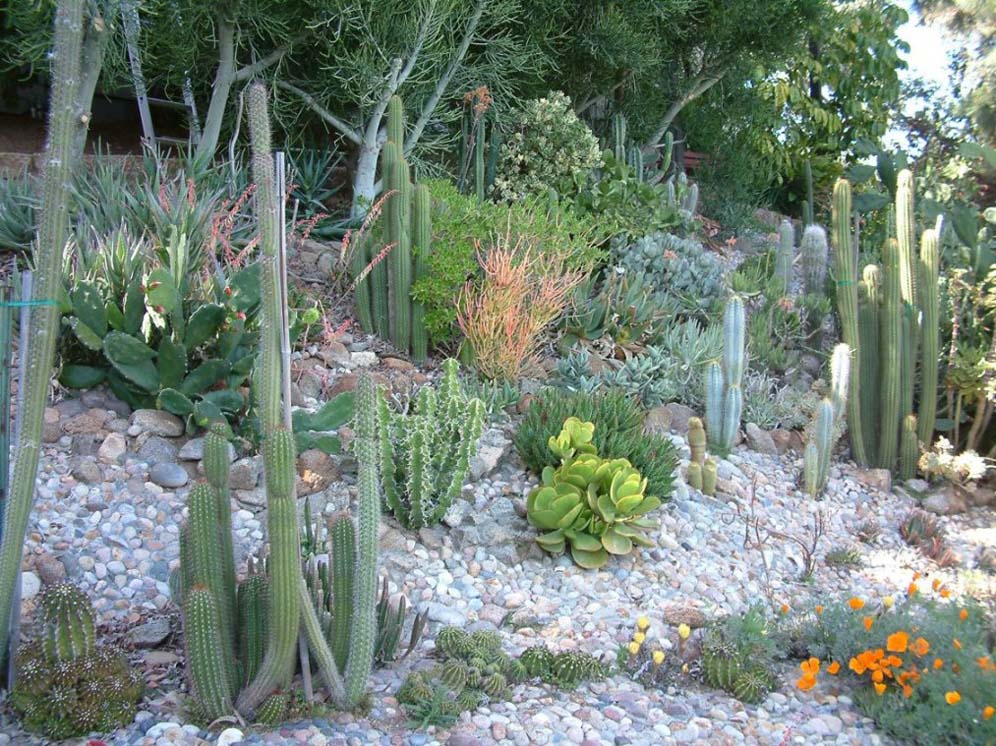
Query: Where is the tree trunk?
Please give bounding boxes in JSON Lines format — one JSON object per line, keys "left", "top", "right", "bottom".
{"left": 194, "top": 15, "right": 236, "bottom": 167}
{"left": 351, "top": 139, "right": 381, "bottom": 219}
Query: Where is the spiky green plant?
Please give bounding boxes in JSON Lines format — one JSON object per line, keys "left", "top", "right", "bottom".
{"left": 0, "top": 0, "right": 86, "bottom": 664}
{"left": 184, "top": 585, "right": 234, "bottom": 721}
{"left": 237, "top": 572, "right": 268, "bottom": 687}
{"left": 38, "top": 582, "right": 95, "bottom": 662}
{"left": 800, "top": 225, "right": 828, "bottom": 296}
{"left": 702, "top": 457, "right": 718, "bottom": 496}
{"left": 803, "top": 159, "right": 814, "bottom": 226}
{"left": 917, "top": 226, "right": 940, "bottom": 445}
{"left": 704, "top": 296, "right": 745, "bottom": 455}
{"left": 686, "top": 461, "right": 703, "bottom": 491}
{"left": 380, "top": 359, "right": 485, "bottom": 529}
{"left": 775, "top": 219, "right": 794, "bottom": 295}
{"left": 804, "top": 343, "right": 850, "bottom": 497}
{"left": 687, "top": 416, "right": 706, "bottom": 465}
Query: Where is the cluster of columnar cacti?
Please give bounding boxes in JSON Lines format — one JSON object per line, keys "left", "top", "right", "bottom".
{"left": 0, "top": 0, "right": 85, "bottom": 665}
{"left": 352, "top": 96, "right": 432, "bottom": 360}
{"left": 458, "top": 94, "right": 500, "bottom": 201}
{"left": 830, "top": 170, "right": 941, "bottom": 475}
{"left": 704, "top": 296, "right": 745, "bottom": 456}
{"left": 610, "top": 113, "right": 672, "bottom": 185}
{"left": 302, "top": 510, "right": 426, "bottom": 670}
{"left": 12, "top": 584, "right": 143, "bottom": 739}
{"left": 803, "top": 344, "right": 850, "bottom": 497}
{"left": 685, "top": 417, "right": 718, "bottom": 495}
{"left": 379, "top": 358, "right": 485, "bottom": 529}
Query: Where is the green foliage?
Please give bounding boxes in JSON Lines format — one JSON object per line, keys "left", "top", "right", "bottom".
{"left": 379, "top": 359, "right": 485, "bottom": 529}
{"left": 0, "top": 172, "right": 37, "bottom": 252}
{"left": 411, "top": 179, "right": 605, "bottom": 345}
{"left": 12, "top": 644, "right": 144, "bottom": 740}
{"left": 791, "top": 592, "right": 996, "bottom": 746}
{"left": 526, "top": 418, "right": 662, "bottom": 569}
{"left": 399, "top": 627, "right": 602, "bottom": 727}
{"left": 492, "top": 91, "right": 602, "bottom": 201}
{"left": 291, "top": 391, "right": 355, "bottom": 455}
{"left": 514, "top": 388, "right": 676, "bottom": 500}
{"left": 701, "top": 605, "right": 777, "bottom": 704}
{"left": 613, "top": 232, "right": 727, "bottom": 322}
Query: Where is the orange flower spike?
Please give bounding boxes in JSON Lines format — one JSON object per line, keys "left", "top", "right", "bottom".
{"left": 848, "top": 597, "right": 865, "bottom": 611}
{"left": 827, "top": 661, "right": 840, "bottom": 675}
{"left": 983, "top": 706, "right": 994, "bottom": 720}
{"left": 959, "top": 608, "right": 968, "bottom": 621}
{"left": 863, "top": 616, "right": 874, "bottom": 631}
{"left": 887, "top": 630, "right": 909, "bottom": 653}
{"left": 934, "top": 658, "right": 944, "bottom": 669}
{"left": 874, "top": 682, "right": 887, "bottom": 695}
{"left": 945, "top": 691, "right": 961, "bottom": 705}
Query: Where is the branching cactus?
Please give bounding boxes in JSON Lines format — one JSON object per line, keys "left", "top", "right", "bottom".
{"left": 804, "top": 344, "right": 851, "bottom": 498}
{"left": 800, "top": 225, "right": 828, "bottom": 296}
{"left": 0, "top": 0, "right": 86, "bottom": 663}
{"left": 775, "top": 219, "right": 794, "bottom": 296}
{"left": 380, "top": 359, "right": 485, "bottom": 529}
{"left": 39, "top": 582, "right": 96, "bottom": 662}
{"left": 704, "top": 296, "right": 745, "bottom": 456}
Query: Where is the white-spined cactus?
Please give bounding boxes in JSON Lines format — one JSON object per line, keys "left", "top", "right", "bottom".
{"left": 704, "top": 296, "right": 745, "bottom": 455}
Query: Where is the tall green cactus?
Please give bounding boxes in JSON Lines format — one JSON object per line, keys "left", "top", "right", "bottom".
{"left": 343, "top": 373, "right": 382, "bottom": 706}
{"left": 857, "top": 264, "right": 881, "bottom": 459}
{"left": 800, "top": 225, "right": 828, "bottom": 296}
{"left": 328, "top": 512, "right": 355, "bottom": 673}
{"left": 612, "top": 113, "right": 627, "bottom": 162}
{"left": 687, "top": 417, "right": 706, "bottom": 465}
{"left": 804, "top": 343, "right": 850, "bottom": 497}
{"left": 0, "top": 0, "right": 86, "bottom": 665}
{"left": 236, "top": 82, "right": 301, "bottom": 715}
{"left": 899, "top": 414, "right": 919, "bottom": 481}
{"left": 237, "top": 572, "right": 268, "bottom": 687}
{"left": 775, "top": 219, "right": 794, "bottom": 295}
{"left": 411, "top": 184, "right": 431, "bottom": 361}
{"left": 204, "top": 423, "right": 236, "bottom": 656}
{"left": 704, "top": 297, "right": 745, "bottom": 456}
{"left": 474, "top": 115, "right": 486, "bottom": 201}
{"left": 803, "top": 159, "right": 814, "bottom": 226}
{"left": 917, "top": 227, "right": 940, "bottom": 444}
{"left": 39, "top": 583, "right": 96, "bottom": 662}
{"left": 878, "top": 238, "right": 902, "bottom": 471}
{"left": 830, "top": 179, "right": 869, "bottom": 467}
{"left": 385, "top": 140, "right": 412, "bottom": 352}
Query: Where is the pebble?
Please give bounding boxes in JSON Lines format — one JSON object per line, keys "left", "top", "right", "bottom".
{"left": 150, "top": 462, "right": 189, "bottom": 488}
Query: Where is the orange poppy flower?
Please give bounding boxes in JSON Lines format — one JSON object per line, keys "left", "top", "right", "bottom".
{"left": 984, "top": 706, "right": 994, "bottom": 720}
{"left": 887, "top": 630, "right": 909, "bottom": 653}
{"left": 912, "top": 571, "right": 921, "bottom": 580}
{"left": 864, "top": 616, "right": 874, "bottom": 631}
{"left": 872, "top": 669, "right": 885, "bottom": 683}
{"left": 939, "top": 587, "right": 951, "bottom": 598}
{"left": 953, "top": 638, "right": 962, "bottom": 650}
{"left": 886, "top": 655, "right": 903, "bottom": 668}
{"left": 780, "top": 603, "right": 789, "bottom": 614}
{"left": 815, "top": 605, "right": 824, "bottom": 616}
{"left": 959, "top": 609, "right": 968, "bottom": 621}
{"left": 796, "top": 674, "right": 817, "bottom": 691}
{"left": 934, "top": 658, "right": 944, "bottom": 669}
{"left": 800, "top": 657, "right": 820, "bottom": 676}
{"left": 932, "top": 578, "right": 941, "bottom": 591}
{"left": 827, "top": 661, "right": 840, "bottom": 675}
{"left": 902, "top": 684, "right": 913, "bottom": 698}
{"left": 945, "top": 691, "right": 961, "bottom": 705}
{"left": 978, "top": 656, "right": 994, "bottom": 671}
{"left": 848, "top": 597, "right": 865, "bottom": 611}
{"left": 874, "top": 682, "right": 886, "bottom": 695}
{"left": 908, "top": 582, "right": 919, "bottom": 595}
{"left": 911, "top": 637, "right": 930, "bottom": 656}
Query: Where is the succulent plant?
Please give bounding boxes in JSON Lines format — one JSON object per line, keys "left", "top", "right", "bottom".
{"left": 700, "top": 606, "right": 776, "bottom": 705}
{"left": 526, "top": 418, "right": 661, "bottom": 568}
{"left": 38, "top": 582, "right": 96, "bottom": 662}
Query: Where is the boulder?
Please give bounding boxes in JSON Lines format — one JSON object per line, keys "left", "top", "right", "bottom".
{"left": 744, "top": 423, "right": 778, "bottom": 455}
{"left": 129, "top": 409, "right": 184, "bottom": 438}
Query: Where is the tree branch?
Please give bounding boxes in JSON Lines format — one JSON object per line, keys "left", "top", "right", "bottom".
{"left": 233, "top": 42, "right": 294, "bottom": 82}
{"left": 406, "top": 0, "right": 487, "bottom": 153}
{"left": 275, "top": 81, "right": 362, "bottom": 144}
{"left": 644, "top": 68, "right": 726, "bottom": 149}
{"left": 396, "top": 0, "right": 437, "bottom": 90}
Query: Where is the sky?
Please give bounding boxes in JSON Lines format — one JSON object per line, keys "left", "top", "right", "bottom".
{"left": 897, "top": 2, "right": 956, "bottom": 94}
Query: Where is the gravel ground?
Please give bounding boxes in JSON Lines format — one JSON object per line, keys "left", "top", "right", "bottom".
{"left": 0, "top": 391, "right": 993, "bottom": 746}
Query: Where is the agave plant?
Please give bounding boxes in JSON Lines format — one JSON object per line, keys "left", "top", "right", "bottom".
{"left": 526, "top": 418, "right": 660, "bottom": 569}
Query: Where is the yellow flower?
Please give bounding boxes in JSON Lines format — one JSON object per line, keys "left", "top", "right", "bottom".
{"left": 627, "top": 641, "right": 640, "bottom": 656}
{"left": 945, "top": 691, "right": 961, "bottom": 705}
{"left": 873, "top": 682, "right": 886, "bottom": 695}
{"left": 652, "top": 650, "right": 665, "bottom": 665}
{"left": 882, "top": 596, "right": 894, "bottom": 609}
{"left": 677, "top": 623, "right": 691, "bottom": 640}
{"left": 636, "top": 615, "right": 651, "bottom": 631}
{"left": 633, "top": 632, "right": 646, "bottom": 644}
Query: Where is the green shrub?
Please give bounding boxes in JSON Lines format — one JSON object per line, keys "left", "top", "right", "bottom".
{"left": 789, "top": 589, "right": 996, "bottom": 746}
{"left": 411, "top": 179, "right": 605, "bottom": 345}
{"left": 514, "top": 388, "right": 676, "bottom": 500}
{"left": 492, "top": 91, "right": 602, "bottom": 201}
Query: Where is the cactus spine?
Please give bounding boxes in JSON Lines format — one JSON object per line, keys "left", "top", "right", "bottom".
{"left": 800, "top": 225, "right": 828, "bottom": 296}
{"left": 0, "top": 0, "right": 85, "bottom": 663}
{"left": 705, "top": 297, "right": 745, "bottom": 455}
{"left": 917, "top": 228, "right": 940, "bottom": 444}
{"left": 775, "top": 219, "right": 794, "bottom": 295}
{"left": 830, "top": 179, "right": 869, "bottom": 467}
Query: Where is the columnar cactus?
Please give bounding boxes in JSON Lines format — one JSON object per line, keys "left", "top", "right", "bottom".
{"left": 39, "top": 582, "right": 96, "bottom": 662}
{"left": 411, "top": 184, "right": 431, "bottom": 361}
{"left": 804, "top": 344, "right": 850, "bottom": 497}
{"left": 803, "top": 159, "right": 814, "bottom": 226}
{"left": 686, "top": 461, "right": 703, "bottom": 491}
{"left": 0, "top": 0, "right": 85, "bottom": 662}
{"left": 386, "top": 140, "right": 412, "bottom": 352}
{"left": 899, "top": 414, "right": 919, "bottom": 481}
{"left": 775, "top": 219, "right": 794, "bottom": 295}
{"left": 878, "top": 238, "right": 902, "bottom": 472}
{"left": 704, "top": 296, "right": 745, "bottom": 455}
{"left": 702, "top": 458, "right": 718, "bottom": 496}
{"left": 917, "top": 227, "right": 940, "bottom": 444}
{"left": 830, "top": 179, "right": 868, "bottom": 467}
{"left": 237, "top": 572, "right": 268, "bottom": 687}
{"left": 184, "top": 586, "right": 234, "bottom": 722}
{"left": 687, "top": 417, "right": 706, "bottom": 465}
{"left": 800, "top": 225, "right": 828, "bottom": 296}
{"left": 612, "top": 113, "right": 627, "bottom": 162}
{"left": 328, "top": 512, "right": 355, "bottom": 673}
{"left": 204, "top": 423, "right": 236, "bottom": 640}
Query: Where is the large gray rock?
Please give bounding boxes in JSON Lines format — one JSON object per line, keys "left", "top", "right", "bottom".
{"left": 229, "top": 456, "right": 262, "bottom": 491}
{"left": 745, "top": 423, "right": 778, "bottom": 455}
{"left": 150, "top": 462, "right": 189, "bottom": 489}
{"left": 128, "top": 409, "right": 184, "bottom": 438}
{"left": 136, "top": 435, "right": 180, "bottom": 466}
{"left": 469, "top": 428, "right": 510, "bottom": 480}
{"left": 130, "top": 617, "right": 172, "bottom": 648}
{"left": 922, "top": 484, "right": 970, "bottom": 515}
{"left": 97, "top": 432, "right": 127, "bottom": 464}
